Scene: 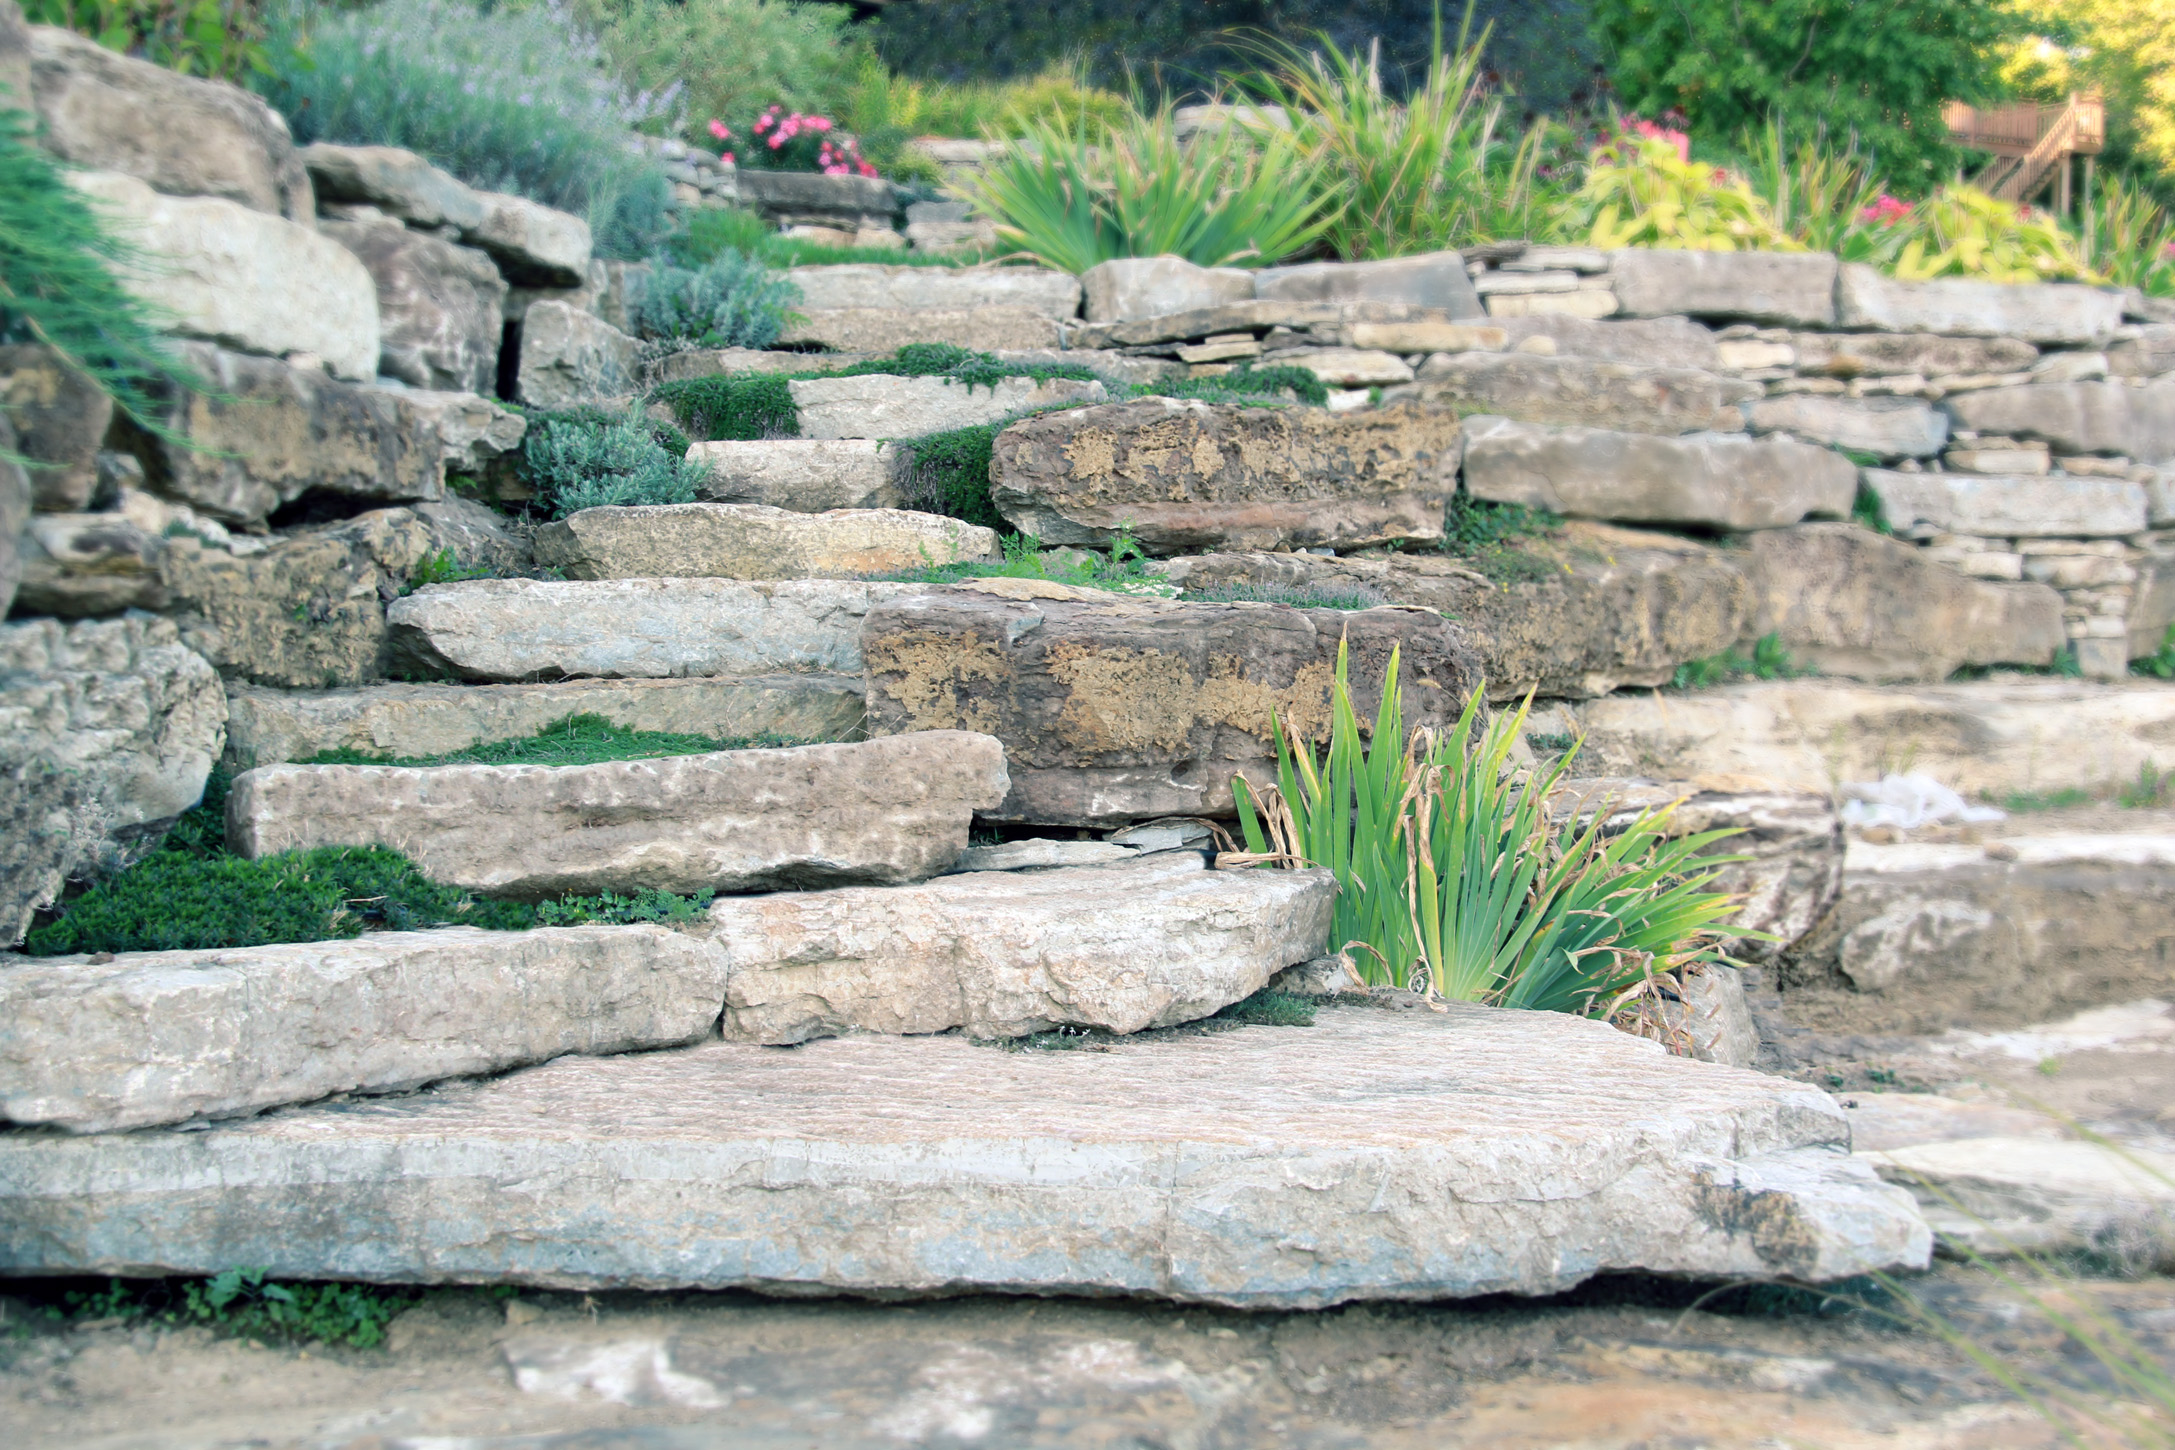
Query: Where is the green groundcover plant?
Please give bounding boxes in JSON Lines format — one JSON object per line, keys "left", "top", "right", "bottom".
{"left": 254, "top": 0, "right": 674, "bottom": 259}
{"left": 1233, "top": 642, "right": 1756, "bottom": 1007}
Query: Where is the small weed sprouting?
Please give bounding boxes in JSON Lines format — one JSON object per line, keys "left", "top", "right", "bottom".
{"left": 63, "top": 1270, "right": 418, "bottom": 1350}
{"left": 1437, "top": 493, "right": 1563, "bottom": 584}
{"left": 1849, "top": 471, "right": 1892, "bottom": 534}
{"left": 2132, "top": 623, "right": 2175, "bottom": 680}
{"left": 1211, "top": 989, "right": 1317, "bottom": 1027}
{"left": 2117, "top": 760, "right": 2171, "bottom": 810}
{"left": 2000, "top": 786, "right": 2095, "bottom": 813}
{"left": 400, "top": 548, "right": 493, "bottom": 596}
{"left": 1671, "top": 633, "right": 1812, "bottom": 689}
{"left": 864, "top": 528, "right": 1171, "bottom": 594}
{"left": 1526, "top": 731, "right": 1578, "bottom": 755}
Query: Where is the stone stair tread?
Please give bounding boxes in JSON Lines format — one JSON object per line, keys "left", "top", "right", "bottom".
{"left": 0, "top": 1003, "right": 1931, "bottom": 1304}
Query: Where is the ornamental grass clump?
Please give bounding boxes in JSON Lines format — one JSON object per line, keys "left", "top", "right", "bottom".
{"left": 964, "top": 101, "right": 1333, "bottom": 273}
{"left": 1233, "top": 642, "right": 1754, "bottom": 1012}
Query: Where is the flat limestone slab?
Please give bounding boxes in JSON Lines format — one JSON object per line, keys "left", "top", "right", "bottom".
{"left": 714, "top": 854, "right": 1334, "bottom": 1043}
{"left": 222, "top": 675, "right": 867, "bottom": 770}
{"left": 0, "top": 1004, "right": 1930, "bottom": 1303}
{"left": 228, "top": 731, "right": 1009, "bottom": 898}
{"left": 789, "top": 375, "right": 1106, "bottom": 441}
{"left": 1863, "top": 1136, "right": 2175, "bottom": 1261}
{"left": 1865, "top": 467, "right": 2147, "bottom": 538}
{"left": 0, "top": 925, "right": 727, "bottom": 1134}
{"left": 387, "top": 578, "right": 921, "bottom": 682}
{"left": 1462, "top": 417, "right": 1856, "bottom": 530}
{"left": 1565, "top": 677, "right": 2175, "bottom": 800}
{"left": 532, "top": 503, "right": 1000, "bottom": 581}
{"left": 690, "top": 438, "right": 903, "bottom": 513}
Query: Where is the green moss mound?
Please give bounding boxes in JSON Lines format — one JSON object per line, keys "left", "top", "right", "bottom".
{"left": 299, "top": 713, "right": 808, "bottom": 769}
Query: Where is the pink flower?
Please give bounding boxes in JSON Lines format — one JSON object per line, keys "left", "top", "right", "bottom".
{"left": 808, "top": 116, "right": 832, "bottom": 131}
{"left": 2163, "top": 240, "right": 2175, "bottom": 259}
{"left": 708, "top": 119, "right": 730, "bottom": 141}
{"left": 1858, "top": 194, "right": 1912, "bottom": 226}
{"left": 769, "top": 132, "right": 785, "bottom": 149}
{"left": 721, "top": 151, "right": 734, "bottom": 164}
{"left": 753, "top": 114, "right": 772, "bottom": 132}
{"left": 1627, "top": 117, "right": 1690, "bottom": 162}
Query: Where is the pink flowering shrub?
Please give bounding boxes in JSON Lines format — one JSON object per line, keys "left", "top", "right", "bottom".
{"left": 1858, "top": 194, "right": 1911, "bottom": 226}
{"left": 708, "top": 105, "right": 878, "bottom": 176}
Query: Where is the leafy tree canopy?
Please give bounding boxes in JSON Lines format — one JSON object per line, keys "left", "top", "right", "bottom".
{"left": 1588, "top": 0, "right": 2017, "bottom": 185}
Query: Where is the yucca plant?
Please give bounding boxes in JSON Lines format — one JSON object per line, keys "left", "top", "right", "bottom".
{"left": 1234, "top": 642, "right": 1755, "bottom": 1012}
{"left": 2080, "top": 172, "right": 2175, "bottom": 298}
{"left": 962, "top": 102, "right": 1333, "bottom": 274}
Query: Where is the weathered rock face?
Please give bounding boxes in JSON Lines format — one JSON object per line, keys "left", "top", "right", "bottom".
{"left": 1864, "top": 467, "right": 2147, "bottom": 538}
{"left": 1490, "top": 314, "right": 1722, "bottom": 369}
{"left": 1564, "top": 678, "right": 2175, "bottom": 800}
{"left": 1081, "top": 256, "right": 1255, "bottom": 324}
{"left": 532, "top": 503, "right": 1000, "bottom": 581}
{"left": 717, "top": 853, "right": 1333, "bottom": 1044}
{"left": 67, "top": 171, "right": 377, "bottom": 381}
{"left": 989, "top": 397, "right": 1461, "bottom": 555}
{"left": 299, "top": 143, "right": 488, "bottom": 232}
{"left": 0, "top": 925, "right": 729, "bottom": 1134}
{"left": 787, "top": 374, "right": 1106, "bottom": 441}
{"left": 319, "top": 217, "right": 505, "bottom": 394}
{"left": 787, "top": 264, "right": 1082, "bottom": 320}
{"left": 1786, "top": 331, "right": 2038, "bottom": 378}
{"left": 1275, "top": 347, "right": 1414, "bottom": 386}
{"left": 160, "top": 506, "right": 448, "bottom": 688}
{"left": 2111, "top": 323, "right": 2175, "bottom": 379}
{"left": 1550, "top": 776, "right": 1844, "bottom": 959}
{"left": 1782, "top": 833, "right": 2175, "bottom": 1035}
{"left": 1835, "top": 265, "right": 2123, "bottom": 346}
{"left": 1943, "top": 378, "right": 2175, "bottom": 463}
{"left": 0, "top": 1005, "right": 1931, "bottom": 1302}
{"left": 388, "top": 577, "right": 921, "bottom": 682}
{"left": 0, "top": 613, "right": 226, "bottom": 945}
{"left": 401, "top": 389, "right": 526, "bottom": 475}
{"left": 1864, "top": 1136, "right": 2175, "bottom": 1265}
{"left": 862, "top": 584, "right": 1482, "bottom": 824}
{"left": 514, "top": 300, "right": 636, "bottom": 409}
{"left": 1608, "top": 250, "right": 1839, "bottom": 327}
{"left": 0, "top": 419, "right": 25, "bottom": 615}
{"left": 1163, "top": 523, "right": 1752, "bottom": 700}
{"left": 27, "top": 26, "right": 311, "bottom": 219}
{"left": 12, "top": 508, "right": 166, "bottom": 617}
{"left": 777, "top": 307, "right": 1062, "bottom": 353}
{"left": 0, "top": 344, "right": 112, "bottom": 511}
{"left": 0, "top": 0, "right": 30, "bottom": 109}
{"left": 222, "top": 674, "right": 866, "bottom": 771}
{"left": 1253, "top": 251, "right": 1484, "bottom": 318}
{"left": 229, "top": 731, "right": 1009, "bottom": 899}
{"left": 689, "top": 439, "right": 903, "bottom": 512}
{"left": 135, "top": 343, "right": 443, "bottom": 526}
{"left": 737, "top": 172, "right": 900, "bottom": 232}
{"left": 1461, "top": 417, "right": 1857, "bottom": 530}
{"left": 469, "top": 192, "right": 591, "bottom": 287}
{"left": 1738, "top": 523, "right": 2066, "bottom": 681}
{"left": 1399, "top": 352, "right": 1757, "bottom": 435}
{"left": 1748, "top": 395, "right": 1949, "bottom": 459}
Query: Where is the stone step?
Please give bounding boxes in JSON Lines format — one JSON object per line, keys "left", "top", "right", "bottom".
{"left": 0, "top": 1001, "right": 1931, "bottom": 1302}
{"left": 1390, "top": 352, "right": 1759, "bottom": 436}
{"left": 228, "top": 730, "right": 1009, "bottom": 898}
{"left": 222, "top": 674, "right": 867, "bottom": 771}
{"left": 1461, "top": 416, "right": 1856, "bottom": 531}
{"left": 716, "top": 852, "right": 1332, "bottom": 1043}
{"left": 1, "top": 924, "right": 726, "bottom": 1133}
{"left": 1779, "top": 823, "right": 2175, "bottom": 1036}
{"left": 1559, "top": 677, "right": 2175, "bottom": 799}
{"left": 387, "top": 578, "right": 920, "bottom": 682}
{"left": 785, "top": 264, "right": 1082, "bottom": 320}
{"left": 989, "top": 396, "right": 1462, "bottom": 555}
{"left": 788, "top": 373, "right": 1105, "bottom": 441}
{"left": 862, "top": 581, "right": 1481, "bottom": 825}
{"left": 531, "top": 503, "right": 999, "bottom": 581}
{"left": 689, "top": 438, "right": 904, "bottom": 512}
{"left": 1863, "top": 1135, "right": 2175, "bottom": 1263}
{"left": 779, "top": 307, "right": 1064, "bottom": 354}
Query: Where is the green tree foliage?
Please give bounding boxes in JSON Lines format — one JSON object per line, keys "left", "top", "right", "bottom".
{"left": 0, "top": 106, "right": 195, "bottom": 435}
{"left": 569, "top": 0, "right": 861, "bottom": 132}
{"left": 1588, "top": 0, "right": 2015, "bottom": 186}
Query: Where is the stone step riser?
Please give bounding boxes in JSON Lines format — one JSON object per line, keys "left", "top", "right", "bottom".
{"left": 227, "top": 731, "right": 1009, "bottom": 899}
